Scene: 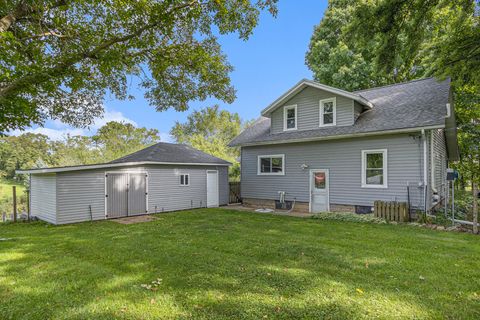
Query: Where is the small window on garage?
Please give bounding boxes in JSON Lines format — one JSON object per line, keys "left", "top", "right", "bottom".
{"left": 180, "top": 174, "right": 189, "bottom": 186}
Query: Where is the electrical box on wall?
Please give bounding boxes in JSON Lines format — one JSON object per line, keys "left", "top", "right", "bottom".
{"left": 446, "top": 169, "right": 458, "bottom": 181}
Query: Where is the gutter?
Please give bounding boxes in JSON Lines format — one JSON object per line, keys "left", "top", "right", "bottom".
{"left": 422, "top": 129, "right": 428, "bottom": 212}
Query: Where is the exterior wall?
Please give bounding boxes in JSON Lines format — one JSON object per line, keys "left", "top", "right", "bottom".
{"left": 240, "top": 133, "right": 426, "bottom": 210}
{"left": 56, "top": 167, "right": 140, "bottom": 224}
{"left": 53, "top": 164, "right": 229, "bottom": 224}
{"left": 146, "top": 165, "right": 228, "bottom": 213}
{"left": 353, "top": 101, "right": 364, "bottom": 122}
{"left": 30, "top": 174, "right": 57, "bottom": 224}
{"left": 270, "top": 87, "right": 354, "bottom": 134}
{"left": 428, "top": 129, "right": 448, "bottom": 207}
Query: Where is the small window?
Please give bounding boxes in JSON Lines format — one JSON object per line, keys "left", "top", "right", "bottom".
{"left": 180, "top": 174, "right": 189, "bottom": 186}
{"left": 361, "top": 149, "right": 387, "bottom": 188}
{"left": 258, "top": 155, "right": 285, "bottom": 175}
{"left": 283, "top": 105, "right": 297, "bottom": 131}
{"left": 320, "top": 98, "right": 336, "bottom": 126}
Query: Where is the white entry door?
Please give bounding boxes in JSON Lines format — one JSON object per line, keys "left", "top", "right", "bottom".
{"left": 310, "top": 169, "right": 329, "bottom": 213}
{"left": 206, "top": 170, "right": 219, "bottom": 207}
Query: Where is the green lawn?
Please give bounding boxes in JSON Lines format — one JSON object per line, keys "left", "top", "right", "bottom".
{"left": 0, "top": 209, "right": 479, "bottom": 319}
{"left": 0, "top": 179, "right": 25, "bottom": 201}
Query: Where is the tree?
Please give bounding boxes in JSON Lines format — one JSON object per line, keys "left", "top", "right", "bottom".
{"left": 51, "top": 135, "right": 101, "bottom": 167}
{"left": 454, "top": 85, "right": 480, "bottom": 233}
{"left": 307, "top": 0, "right": 480, "bottom": 230}
{"left": 92, "top": 121, "right": 160, "bottom": 162}
{"left": 0, "top": 133, "right": 55, "bottom": 179}
{"left": 305, "top": 0, "right": 419, "bottom": 91}
{"left": 0, "top": 0, "right": 278, "bottom": 133}
{"left": 170, "top": 105, "right": 244, "bottom": 180}
{"left": 348, "top": 0, "right": 479, "bottom": 87}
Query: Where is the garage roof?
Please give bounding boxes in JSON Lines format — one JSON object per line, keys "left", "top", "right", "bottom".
{"left": 16, "top": 142, "right": 231, "bottom": 174}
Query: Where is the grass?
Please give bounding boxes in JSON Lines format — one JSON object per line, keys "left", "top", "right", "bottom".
{"left": 0, "top": 208, "right": 479, "bottom": 319}
{"left": 0, "top": 179, "right": 25, "bottom": 201}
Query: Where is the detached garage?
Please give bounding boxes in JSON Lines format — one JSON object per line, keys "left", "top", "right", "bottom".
{"left": 17, "top": 142, "right": 231, "bottom": 224}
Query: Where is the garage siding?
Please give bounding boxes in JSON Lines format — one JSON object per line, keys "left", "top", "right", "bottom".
{"left": 145, "top": 165, "right": 228, "bottom": 213}
{"left": 30, "top": 174, "right": 57, "bottom": 224}
{"left": 52, "top": 164, "right": 229, "bottom": 224}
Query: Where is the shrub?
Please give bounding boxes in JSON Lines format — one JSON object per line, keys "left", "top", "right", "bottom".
{"left": 311, "top": 212, "right": 387, "bottom": 224}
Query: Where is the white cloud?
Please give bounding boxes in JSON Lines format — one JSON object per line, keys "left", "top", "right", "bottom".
{"left": 89, "top": 109, "right": 137, "bottom": 130}
{"left": 9, "top": 108, "right": 138, "bottom": 141}
{"left": 9, "top": 127, "right": 85, "bottom": 141}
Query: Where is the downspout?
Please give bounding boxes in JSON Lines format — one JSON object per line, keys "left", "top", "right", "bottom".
{"left": 422, "top": 129, "right": 428, "bottom": 212}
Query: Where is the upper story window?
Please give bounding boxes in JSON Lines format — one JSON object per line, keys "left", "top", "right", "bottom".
{"left": 180, "top": 174, "right": 189, "bottom": 186}
{"left": 257, "top": 154, "right": 285, "bottom": 175}
{"left": 361, "top": 149, "right": 387, "bottom": 188}
{"left": 283, "top": 105, "right": 297, "bottom": 131}
{"left": 319, "top": 98, "right": 336, "bottom": 127}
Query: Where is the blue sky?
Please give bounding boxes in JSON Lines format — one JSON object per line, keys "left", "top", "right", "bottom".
{"left": 15, "top": 1, "right": 328, "bottom": 141}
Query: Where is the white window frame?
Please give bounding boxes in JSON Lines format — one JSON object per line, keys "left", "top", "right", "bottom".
{"left": 180, "top": 173, "right": 190, "bottom": 186}
{"left": 283, "top": 104, "right": 297, "bottom": 131}
{"left": 319, "top": 97, "right": 337, "bottom": 127}
{"left": 361, "top": 149, "right": 388, "bottom": 188}
{"left": 257, "top": 154, "right": 285, "bottom": 176}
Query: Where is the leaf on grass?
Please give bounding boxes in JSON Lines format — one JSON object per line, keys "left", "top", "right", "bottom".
{"left": 356, "top": 288, "right": 364, "bottom": 294}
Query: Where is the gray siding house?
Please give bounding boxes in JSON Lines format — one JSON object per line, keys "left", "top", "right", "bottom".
{"left": 230, "top": 78, "right": 459, "bottom": 213}
{"left": 17, "top": 142, "right": 230, "bottom": 224}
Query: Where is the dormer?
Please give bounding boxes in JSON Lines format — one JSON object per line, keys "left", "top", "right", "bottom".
{"left": 261, "top": 79, "right": 373, "bottom": 134}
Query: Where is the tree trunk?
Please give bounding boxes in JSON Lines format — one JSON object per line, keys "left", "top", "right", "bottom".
{"left": 473, "top": 182, "right": 478, "bottom": 234}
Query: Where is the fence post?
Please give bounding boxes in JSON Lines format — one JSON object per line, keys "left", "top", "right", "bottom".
{"left": 12, "top": 186, "right": 17, "bottom": 222}
{"left": 27, "top": 189, "right": 30, "bottom": 221}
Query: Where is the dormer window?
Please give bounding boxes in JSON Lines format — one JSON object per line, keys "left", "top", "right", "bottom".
{"left": 283, "top": 105, "right": 297, "bottom": 131}
{"left": 319, "top": 98, "right": 336, "bottom": 127}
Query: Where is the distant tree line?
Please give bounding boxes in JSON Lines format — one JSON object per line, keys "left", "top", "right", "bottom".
{"left": 0, "top": 121, "right": 160, "bottom": 181}
{"left": 0, "top": 106, "right": 247, "bottom": 182}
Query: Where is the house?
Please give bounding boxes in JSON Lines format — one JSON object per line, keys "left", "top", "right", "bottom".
{"left": 16, "top": 142, "right": 230, "bottom": 224}
{"left": 229, "top": 78, "right": 459, "bottom": 213}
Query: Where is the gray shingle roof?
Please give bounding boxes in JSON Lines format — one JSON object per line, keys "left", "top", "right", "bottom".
{"left": 229, "top": 77, "right": 450, "bottom": 146}
{"left": 110, "top": 142, "right": 231, "bottom": 165}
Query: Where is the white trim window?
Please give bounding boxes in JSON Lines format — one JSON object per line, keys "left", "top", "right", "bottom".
{"left": 257, "top": 154, "right": 285, "bottom": 175}
{"left": 361, "top": 149, "right": 387, "bottom": 188}
{"left": 180, "top": 174, "right": 189, "bottom": 186}
{"left": 319, "top": 98, "right": 336, "bottom": 126}
{"left": 283, "top": 105, "right": 297, "bottom": 131}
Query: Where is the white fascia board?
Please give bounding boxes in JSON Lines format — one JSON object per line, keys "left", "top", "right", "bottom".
{"left": 236, "top": 125, "right": 445, "bottom": 147}
{"left": 16, "top": 161, "right": 231, "bottom": 174}
{"left": 261, "top": 79, "right": 373, "bottom": 116}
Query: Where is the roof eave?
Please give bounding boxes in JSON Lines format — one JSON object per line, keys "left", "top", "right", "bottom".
{"left": 232, "top": 124, "right": 445, "bottom": 147}
{"left": 16, "top": 160, "right": 231, "bottom": 174}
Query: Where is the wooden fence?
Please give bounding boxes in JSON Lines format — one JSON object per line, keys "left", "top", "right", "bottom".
{"left": 374, "top": 201, "right": 409, "bottom": 222}
{"left": 229, "top": 182, "right": 241, "bottom": 204}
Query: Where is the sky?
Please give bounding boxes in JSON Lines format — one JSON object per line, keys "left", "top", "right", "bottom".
{"left": 13, "top": 1, "right": 328, "bottom": 142}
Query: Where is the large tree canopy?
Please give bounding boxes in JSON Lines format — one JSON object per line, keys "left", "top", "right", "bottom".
{"left": 306, "top": 0, "right": 480, "bottom": 229}
{"left": 306, "top": 0, "right": 479, "bottom": 90}
{"left": 0, "top": 0, "right": 277, "bottom": 133}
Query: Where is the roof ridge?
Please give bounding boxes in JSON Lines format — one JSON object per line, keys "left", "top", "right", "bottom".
{"left": 109, "top": 141, "right": 167, "bottom": 163}
{"left": 354, "top": 77, "right": 436, "bottom": 93}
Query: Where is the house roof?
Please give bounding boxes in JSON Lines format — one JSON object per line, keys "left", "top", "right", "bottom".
{"left": 261, "top": 79, "right": 374, "bottom": 115}
{"left": 230, "top": 77, "right": 454, "bottom": 149}
{"left": 16, "top": 142, "right": 231, "bottom": 174}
